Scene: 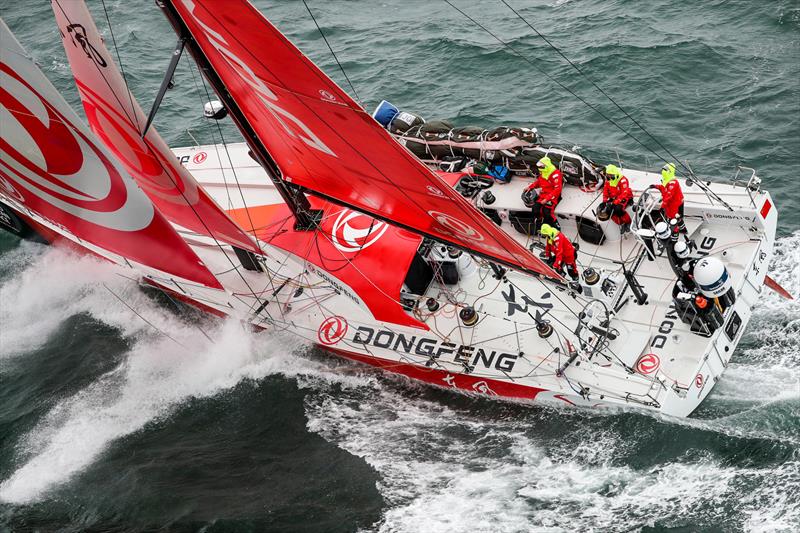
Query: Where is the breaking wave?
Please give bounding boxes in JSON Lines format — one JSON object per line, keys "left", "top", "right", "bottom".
{"left": 0, "top": 245, "right": 325, "bottom": 504}
{"left": 303, "top": 232, "right": 800, "bottom": 532}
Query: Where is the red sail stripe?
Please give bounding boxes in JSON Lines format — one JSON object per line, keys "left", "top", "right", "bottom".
{"left": 0, "top": 21, "right": 221, "bottom": 289}
{"left": 52, "top": 0, "right": 260, "bottom": 254}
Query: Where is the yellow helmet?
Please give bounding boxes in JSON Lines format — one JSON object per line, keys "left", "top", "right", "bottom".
{"left": 539, "top": 223, "right": 559, "bottom": 240}
{"left": 661, "top": 163, "right": 676, "bottom": 185}
{"left": 605, "top": 164, "right": 622, "bottom": 185}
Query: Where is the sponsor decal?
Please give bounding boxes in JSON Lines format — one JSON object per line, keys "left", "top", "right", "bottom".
{"left": 472, "top": 381, "right": 498, "bottom": 395}
{"left": 352, "top": 325, "right": 519, "bottom": 373}
{"left": 331, "top": 209, "right": 388, "bottom": 253}
{"left": 318, "top": 90, "right": 337, "bottom": 102}
{"left": 695, "top": 373, "right": 704, "bottom": 388}
{"left": 0, "top": 66, "right": 153, "bottom": 231}
{"left": 64, "top": 23, "right": 107, "bottom": 68}
{"left": 760, "top": 198, "right": 772, "bottom": 219}
{"left": 635, "top": 353, "right": 660, "bottom": 375}
{"left": 181, "top": 0, "right": 336, "bottom": 157}
{"left": 501, "top": 283, "right": 552, "bottom": 319}
{"left": 650, "top": 302, "right": 679, "bottom": 349}
{"left": 426, "top": 185, "right": 445, "bottom": 197}
{"left": 306, "top": 263, "right": 361, "bottom": 306}
{"left": 428, "top": 210, "right": 485, "bottom": 243}
{"left": 192, "top": 151, "right": 207, "bottom": 164}
{"left": 317, "top": 316, "right": 348, "bottom": 345}
{"left": 442, "top": 375, "right": 457, "bottom": 388}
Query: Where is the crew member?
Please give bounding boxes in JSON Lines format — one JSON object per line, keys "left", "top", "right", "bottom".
{"left": 652, "top": 162, "right": 684, "bottom": 220}
{"left": 524, "top": 156, "right": 563, "bottom": 226}
{"left": 599, "top": 164, "right": 633, "bottom": 230}
{"left": 540, "top": 223, "right": 579, "bottom": 280}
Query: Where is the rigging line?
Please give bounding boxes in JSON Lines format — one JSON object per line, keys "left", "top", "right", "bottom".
{"left": 193, "top": 56, "right": 267, "bottom": 257}
{"left": 441, "top": 0, "right": 673, "bottom": 168}
{"left": 103, "top": 283, "right": 188, "bottom": 348}
{"left": 98, "top": 0, "right": 141, "bottom": 130}
{"left": 498, "top": 0, "right": 691, "bottom": 175}
{"left": 301, "top": 0, "right": 363, "bottom": 107}
{"left": 196, "top": 10, "right": 543, "bottom": 277}
{"left": 183, "top": 52, "right": 235, "bottom": 211}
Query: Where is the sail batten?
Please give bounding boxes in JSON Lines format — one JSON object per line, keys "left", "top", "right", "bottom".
{"left": 162, "top": 0, "right": 559, "bottom": 279}
{"left": 52, "top": 0, "right": 261, "bottom": 255}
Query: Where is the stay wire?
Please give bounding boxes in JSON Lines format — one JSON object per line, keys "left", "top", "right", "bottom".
{"left": 95, "top": 5, "right": 275, "bottom": 322}
{"left": 441, "top": 0, "right": 673, "bottom": 170}
{"left": 103, "top": 283, "right": 188, "bottom": 349}
{"left": 99, "top": 0, "right": 140, "bottom": 131}
{"left": 498, "top": 0, "right": 691, "bottom": 175}
{"left": 301, "top": 0, "right": 363, "bottom": 107}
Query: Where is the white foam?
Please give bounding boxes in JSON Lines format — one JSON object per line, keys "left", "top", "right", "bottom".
{"left": 0, "top": 243, "right": 136, "bottom": 360}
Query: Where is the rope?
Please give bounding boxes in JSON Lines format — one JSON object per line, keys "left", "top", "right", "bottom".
{"left": 99, "top": 0, "right": 140, "bottom": 131}
{"left": 441, "top": 0, "right": 675, "bottom": 171}
{"left": 103, "top": 283, "right": 188, "bottom": 348}
{"left": 498, "top": 0, "right": 691, "bottom": 175}
{"left": 301, "top": 0, "right": 363, "bottom": 107}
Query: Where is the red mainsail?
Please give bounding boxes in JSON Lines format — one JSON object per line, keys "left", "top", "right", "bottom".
{"left": 162, "top": 0, "right": 558, "bottom": 279}
{"left": 52, "top": 0, "right": 260, "bottom": 254}
{"left": 0, "top": 20, "right": 221, "bottom": 289}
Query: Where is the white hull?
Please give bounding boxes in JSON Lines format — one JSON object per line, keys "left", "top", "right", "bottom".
{"left": 1, "top": 141, "right": 777, "bottom": 417}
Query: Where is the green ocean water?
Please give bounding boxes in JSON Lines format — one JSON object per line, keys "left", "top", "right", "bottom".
{"left": 1, "top": 0, "right": 799, "bottom": 531}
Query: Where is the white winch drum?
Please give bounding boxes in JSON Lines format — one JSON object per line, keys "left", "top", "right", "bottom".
{"left": 693, "top": 256, "right": 732, "bottom": 297}
{"left": 674, "top": 240, "right": 689, "bottom": 259}
{"left": 655, "top": 221, "right": 670, "bottom": 240}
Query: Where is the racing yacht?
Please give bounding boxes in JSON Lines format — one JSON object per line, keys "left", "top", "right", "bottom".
{"left": 0, "top": 0, "right": 790, "bottom": 417}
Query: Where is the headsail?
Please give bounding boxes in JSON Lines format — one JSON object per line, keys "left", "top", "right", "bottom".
{"left": 51, "top": 0, "right": 260, "bottom": 254}
{"left": 159, "top": 0, "right": 559, "bottom": 279}
{"left": 0, "top": 19, "right": 222, "bottom": 289}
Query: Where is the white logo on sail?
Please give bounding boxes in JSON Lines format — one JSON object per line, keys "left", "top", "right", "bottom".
{"left": 181, "top": 0, "right": 337, "bottom": 158}
{"left": 428, "top": 210, "right": 485, "bottom": 243}
{"left": 331, "top": 209, "right": 388, "bottom": 253}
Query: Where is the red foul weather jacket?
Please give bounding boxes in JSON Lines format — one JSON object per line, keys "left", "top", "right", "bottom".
{"left": 544, "top": 232, "right": 576, "bottom": 271}
{"left": 656, "top": 179, "right": 684, "bottom": 219}
{"left": 526, "top": 169, "right": 563, "bottom": 205}
{"left": 603, "top": 176, "right": 633, "bottom": 205}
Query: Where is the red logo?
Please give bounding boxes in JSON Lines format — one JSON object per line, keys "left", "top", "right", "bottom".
{"left": 635, "top": 353, "right": 660, "bottom": 375}
{"left": 695, "top": 374, "right": 704, "bottom": 388}
{"left": 317, "top": 316, "right": 348, "bottom": 345}
{"left": 192, "top": 152, "right": 207, "bottom": 165}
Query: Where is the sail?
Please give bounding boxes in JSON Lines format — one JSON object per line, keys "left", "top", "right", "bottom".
{"left": 160, "top": 0, "right": 558, "bottom": 279}
{"left": 51, "top": 0, "right": 260, "bottom": 254}
{"left": 0, "top": 20, "right": 222, "bottom": 289}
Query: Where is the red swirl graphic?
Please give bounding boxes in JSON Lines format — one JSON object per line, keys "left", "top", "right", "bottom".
{"left": 74, "top": 80, "right": 194, "bottom": 203}
{"left": 317, "top": 316, "right": 348, "bottom": 345}
{"left": 635, "top": 353, "right": 660, "bottom": 375}
{"left": 0, "top": 64, "right": 129, "bottom": 215}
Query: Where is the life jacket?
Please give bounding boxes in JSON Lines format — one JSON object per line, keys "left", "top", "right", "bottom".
{"left": 544, "top": 231, "right": 576, "bottom": 270}
{"left": 526, "top": 160, "right": 563, "bottom": 204}
{"left": 657, "top": 178, "right": 684, "bottom": 219}
{"left": 603, "top": 175, "right": 633, "bottom": 205}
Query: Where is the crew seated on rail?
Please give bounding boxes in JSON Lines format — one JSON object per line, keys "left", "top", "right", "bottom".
{"left": 539, "top": 223, "right": 579, "bottom": 280}
{"left": 524, "top": 156, "right": 563, "bottom": 227}
{"left": 650, "top": 162, "right": 685, "bottom": 220}
{"left": 598, "top": 164, "right": 633, "bottom": 232}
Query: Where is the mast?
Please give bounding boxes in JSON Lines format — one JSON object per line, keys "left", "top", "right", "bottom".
{"left": 156, "top": 0, "right": 321, "bottom": 230}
